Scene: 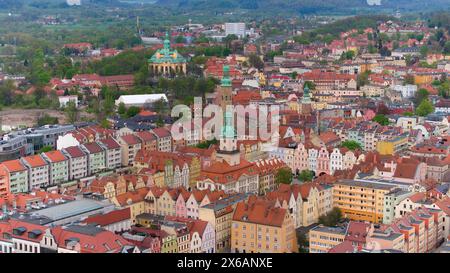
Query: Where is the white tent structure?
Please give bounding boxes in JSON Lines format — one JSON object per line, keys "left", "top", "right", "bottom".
{"left": 115, "top": 94, "right": 168, "bottom": 107}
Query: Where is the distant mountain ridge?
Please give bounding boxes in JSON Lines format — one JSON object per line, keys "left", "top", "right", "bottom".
{"left": 155, "top": 0, "right": 450, "bottom": 14}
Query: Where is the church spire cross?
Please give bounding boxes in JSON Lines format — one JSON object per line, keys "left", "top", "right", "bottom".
{"left": 221, "top": 65, "right": 232, "bottom": 87}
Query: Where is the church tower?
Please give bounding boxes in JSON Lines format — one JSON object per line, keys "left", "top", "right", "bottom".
{"left": 216, "top": 111, "right": 240, "bottom": 166}
{"left": 217, "top": 65, "right": 233, "bottom": 112}
{"left": 300, "top": 84, "right": 312, "bottom": 116}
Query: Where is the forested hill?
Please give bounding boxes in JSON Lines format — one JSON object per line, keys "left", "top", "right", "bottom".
{"left": 155, "top": 0, "right": 450, "bottom": 14}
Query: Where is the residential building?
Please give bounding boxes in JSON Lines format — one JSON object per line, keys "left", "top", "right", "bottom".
{"left": 62, "top": 146, "right": 88, "bottom": 181}
{"left": 98, "top": 138, "right": 122, "bottom": 169}
{"left": 21, "top": 155, "right": 49, "bottom": 191}
{"left": 0, "top": 160, "right": 28, "bottom": 195}
{"left": 231, "top": 197, "right": 297, "bottom": 253}
{"left": 118, "top": 134, "right": 142, "bottom": 167}
{"left": 81, "top": 142, "right": 106, "bottom": 175}
{"left": 333, "top": 179, "right": 397, "bottom": 223}
{"left": 41, "top": 150, "right": 69, "bottom": 186}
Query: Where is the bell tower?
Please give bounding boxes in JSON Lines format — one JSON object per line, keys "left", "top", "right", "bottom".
{"left": 217, "top": 65, "right": 233, "bottom": 112}
{"left": 216, "top": 111, "right": 240, "bottom": 166}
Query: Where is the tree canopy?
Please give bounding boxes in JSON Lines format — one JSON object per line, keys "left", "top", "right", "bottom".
{"left": 275, "top": 168, "right": 293, "bottom": 185}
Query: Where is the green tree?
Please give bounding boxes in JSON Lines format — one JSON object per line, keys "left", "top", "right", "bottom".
{"left": 64, "top": 101, "right": 79, "bottom": 124}
{"left": 248, "top": 54, "right": 264, "bottom": 70}
{"left": 444, "top": 41, "right": 450, "bottom": 54}
{"left": 357, "top": 71, "right": 370, "bottom": 88}
{"left": 403, "top": 111, "right": 414, "bottom": 117}
{"left": 30, "top": 49, "right": 51, "bottom": 86}
{"left": 416, "top": 99, "right": 434, "bottom": 116}
{"left": 118, "top": 102, "right": 127, "bottom": 117}
{"left": 39, "top": 145, "right": 53, "bottom": 153}
{"left": 341, "top": 50, "right": 355, "bottom": 60}
{"left": 420, "top": 46, "right": 429, "bottom": 58}
{"left": 196, "top": 138, "right": 218, "bottom": 149}
{"left": 297, "top": 233, "right": 309, "bottom": 253}
{"left": 37, "top": 114, "right": 58, "bottom": 126}
{"left": 304, "top": 81, "right": 316, "bottom": 90}
{"left": 414, "top": 88, "right": 429, "bottom": 106}
{"left": 126, "top": 106, "right": 141, "bottom": 118}
{"left": 291, "top": 71, "right": 298, "bottom": 80}
{"left": 372, "top": 114, "right": 389, "bottom": 126}
{"left": 151, "top": 98, "right": 169, "bottom": 115}
{"left": 318, "top": 207, "right": 343, "bottom": 227}
{"left": 298, "top": 170, "right": 314, "bottom": 182}
{"left": 340, "top": 140, "right": 362, "bottom": 151}
{"left": 0, "top": 80, "right": 15, "bottom": 106}
{"left": 275, "top": 168, "right": 293, "bottom": 185}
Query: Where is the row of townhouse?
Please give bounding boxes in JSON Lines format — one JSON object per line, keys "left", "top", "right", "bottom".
{"left": 266, "top": 183, "right": 334, "bottom": 228}
{"left": 132, "top": 214, "right": 216, "bottom": 253}
{"left": 109, "top": 185, "right": 231, "bottom": 222}
{"left": 0, "top": 127, "right": 175, "bottom": 196}
{"left": 0, "top": 218, "right": 134, "bottom": 253}
{"left": 269, "top": 142, "right": 364, "bottom": 176}
{"left": 0, "top": 138, "right": 122, "bottom": 195}
{"left": 310, "top": 206, "right": 445, "bottom": 253}
{"left": 109, "top": 185, "right": 249, "bottom": 253}
{"left": 391, "top": 192, "right": 450, "bottom": 241}
{"left": 134, "top": 149, "right": 201, "bottom": 189}
{"left": 329, "top": 119, "right": 422, "bottom": 153}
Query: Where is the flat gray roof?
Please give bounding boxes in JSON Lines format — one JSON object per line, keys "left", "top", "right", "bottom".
{"left": 33, "top": 199, "right": 109, "bottom": 221}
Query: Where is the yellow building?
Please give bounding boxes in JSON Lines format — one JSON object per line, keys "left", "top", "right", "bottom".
{"left": 231, "top": 198, "right": 298, "bottom": 253}
{"left": 376, "top": 134, "right": 408, "bottom": 155}
{"left": 112, "top": 187, "right": 150, "bottom": 224}
{"left": 309, "top": 225, "right": 347, "bottom": 253}
{"left": 414, "top": 73, "right": 434, "bottom": 85}
{"left": 333, "top": 180, "right": 396, "bottom": 223}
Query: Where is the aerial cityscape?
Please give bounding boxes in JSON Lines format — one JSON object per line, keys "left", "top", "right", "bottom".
{"left": 0, "top": 0, "right": 449, "bottom": 258}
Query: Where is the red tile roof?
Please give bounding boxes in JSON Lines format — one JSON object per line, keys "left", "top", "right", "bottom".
{"left": 43, "top": 150, "right": 67, "bottom": 163}
{"left": 22, "top": 155, "right": 47, "bottom": 168}
{"left": 0, "top": 160, "right": 26, "bottom": 173}
{"left": 99, "top": 138, "right": 121, "bottom": 150}
{"left": 51, "top": 225, "right": 130, "bottom": 253}
{"left": 233, "top": 198, "right": 287, "bottom": 227}
{"left": 83, "top": 208, "right": 131, "bottom": 226}
{"left": 82, "top": 142, "right": 104, "bottom": 154}
{"left": 63, "top": 146, "right": 86, "bottom": 158}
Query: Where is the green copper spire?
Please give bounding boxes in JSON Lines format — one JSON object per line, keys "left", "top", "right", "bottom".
{"left": 221, "top": 111, "right": 236, "bottom": 138}
{"left": 302, "top": 84, "right": 311, "bottom": 104}
{"left": 164, "top": 32, "right": 170, "bottom": 50}
{"left": 221, "top": 65, "right": 232, "bottom": 87}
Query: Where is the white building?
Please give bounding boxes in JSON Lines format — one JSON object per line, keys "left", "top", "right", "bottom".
{"left": 225, "top": 23, "right": 246, "bottom": 38}
{"left": 57, "top": 133, "right": 81, "bottom": 150}
{"left": 66, "top": 0, "right": 81, "bottom": 6}
{"left": 59, "top": 96, "right": 79, "bottom": 108}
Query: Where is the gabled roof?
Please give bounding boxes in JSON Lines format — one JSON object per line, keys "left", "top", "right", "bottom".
{"left": 233, "top": 198, "right": 287, "bottom": 227}
{"left": 83, "top": 208, "right": 131, "bottom": 227}
{"left": 51, "top": 225, "right": 131, "bottom": 253}
{"left": 63, "top": 146, "right": 86, "bottom": 158}
{"left": 43, "top": 150, "right": 67, "bottom": 163}
{"left": 82, "top": 142, "right": 104, "bottom": 154}
{"left": 22, "top": 155, "right": 47, "bottom": 168}
{"left": 120, "top": 134, "right": 141, "bottom": 146}
{"left": 99, "top": 138, "right": 121, "bottom": 150}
